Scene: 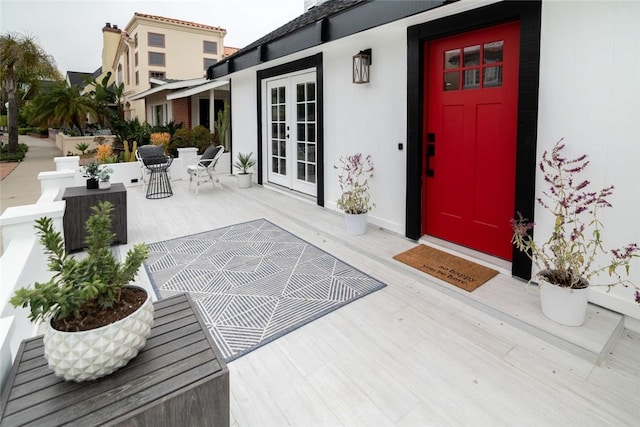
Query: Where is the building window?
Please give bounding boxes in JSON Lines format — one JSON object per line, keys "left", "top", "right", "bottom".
{"left": 152, "top": 104, "right": 167, "bottom": 126}
{"left": 149, "top": 52, "right": 165, "bottom": 66}
{"left": 125, "top": 51, "right": 130, "bottom": 85}
{"left": 135, "top": 52, "right": 138, "bottom": 66}
{"left": 134, "top": 33, "right": 138, "bottom": 48}
{"left": 135, "top": 71, "right": 139, "bottom": 85}
{"left": 203, "top": 40, "right": 217, "bottom": 54}
{"left": 149, "top": 71, "right": 166, "bottom": 79}
{"left": 148, "top": 32, "right": 165, "bottom": 48}
{"left": 204, "top": 58, "right": 217, "bottom": 70}
{"left": 117, "top": 64, "right": 123, "bottom": 85}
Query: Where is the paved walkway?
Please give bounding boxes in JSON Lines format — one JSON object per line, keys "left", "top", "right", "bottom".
{"left": 0, "top": 135, "right": 62, "bottom": 215}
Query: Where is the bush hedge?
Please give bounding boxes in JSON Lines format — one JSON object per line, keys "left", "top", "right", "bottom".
{"left": 0, "top": 143, "right": 29, "bottom": 162}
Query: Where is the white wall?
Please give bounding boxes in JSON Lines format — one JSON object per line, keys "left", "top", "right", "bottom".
{"left": 227, "top": 0, "right": 640, "bottom": 318}
{"left": 537, "top": 1, "right": 640, "bottom": 318}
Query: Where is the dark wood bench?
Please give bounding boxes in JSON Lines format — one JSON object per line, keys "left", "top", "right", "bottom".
{"left": 0, "top": 294, "right": 229, "bottom": 426}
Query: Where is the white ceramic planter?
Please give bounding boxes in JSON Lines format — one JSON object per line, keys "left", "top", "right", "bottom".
{"left": 537, "top": 273, "right": 589, "bottom": 326}
{"left": 344, "top": 212, "right": 368, "bottom": 235}
{"left": 42, "top": 288, "right": 154, "bottom": 382}
{"left": 99, "top": 181, "right": 111, "bottom": 190}
{"left": 237, "top": 173, "right": 252, "bottom": 189}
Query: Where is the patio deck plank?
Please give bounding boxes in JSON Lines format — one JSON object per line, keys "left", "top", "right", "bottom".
{"left": 123, "top": 177, "right": 639, "bottom": 426}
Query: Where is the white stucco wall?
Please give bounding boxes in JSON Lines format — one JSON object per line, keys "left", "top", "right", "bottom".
{"left": 537, "top": 1, "right": 640, "bottom": 318}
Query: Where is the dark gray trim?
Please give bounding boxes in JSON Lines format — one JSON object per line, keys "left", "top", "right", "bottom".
{"left": 208, "top": 1, "right": 446, "bottom": 80}
{"left": 406, "top": 0, "right": 542, "bottom": 280}
{"left": 256, "top": 54, "right": 324, "bottom": 207}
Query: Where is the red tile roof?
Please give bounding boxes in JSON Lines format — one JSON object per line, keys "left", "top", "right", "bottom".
{"left": 134, "top": 13, "right": 226, "bottom": 32}
{"left": 223, "top": 46, "right": 239, "bottom": 57}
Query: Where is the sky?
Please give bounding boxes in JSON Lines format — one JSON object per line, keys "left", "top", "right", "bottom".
{"left": 0, "top": 0, "right": 304, "bottom": 74}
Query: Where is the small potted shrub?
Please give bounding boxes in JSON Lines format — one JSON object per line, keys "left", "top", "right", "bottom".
{"left": 81, "top": 161, "right": 100, "bottom": 189}
{"left": 233, "top": 152, "right": 256, "bottom": 189}
{"left": 334, "top": 153, "right": 375, "bottom": 235}
{"left": 10, "top": 201, "right": 153, "bottom": 381}
{"left": 97, "top": 165, "right": 114, "bottom": 190}
{"left": 511, "top": 139, "right": 640, "bottom": 326}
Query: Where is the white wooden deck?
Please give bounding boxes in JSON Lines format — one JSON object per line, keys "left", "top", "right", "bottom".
{"left": 123, "top": 176, "right": 639, "bottom": 426}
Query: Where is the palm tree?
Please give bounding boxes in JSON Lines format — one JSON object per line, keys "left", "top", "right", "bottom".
{"left": 1, "top": 32, "right": 59, "bottom": 154}
{"left": 29, "top": 82, "right": 96, "bottom": 135}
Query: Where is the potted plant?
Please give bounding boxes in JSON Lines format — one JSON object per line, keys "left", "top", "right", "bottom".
{"left": 334, "top": 153, "right": 375, "bottom": 235}
{"left": 81, "top": 161, "right": 100, "bottom": 189}
{"left": 10, "top": 201, "right": 153, "bottom": 381}
{"left": 233, "top": 152, "right": 256, "bottom": 189}
{"left": 97, "top": 165, "right": 114, "bottom": 190}
{"left": 511, "top": 139, "right": 640, "bottom": 326}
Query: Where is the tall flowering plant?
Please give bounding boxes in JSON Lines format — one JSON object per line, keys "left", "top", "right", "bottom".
{"left": 335, "top": 153, "right": 374, "bottom": 214}
{"left": 511, "top": 139, "right": 640, "bottom": 303}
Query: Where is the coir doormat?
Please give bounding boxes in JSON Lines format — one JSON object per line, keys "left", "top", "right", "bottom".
{"left": 144, "top": 219, "right": 386, "bottom": 362}
{"left": 393, "top": 245, "right": 498, "bottom": 292}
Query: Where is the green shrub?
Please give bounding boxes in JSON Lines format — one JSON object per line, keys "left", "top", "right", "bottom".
{"left": 0, "top": 115, "right": 7, "bottom": 127}
{"left": 18, "top": 127, "right": 30, "bottom": 135}
{"left": 168, "top": 127, "right": 191, "bottom": 156}
{"left": 0, "top": 143, "right": 29, "bottom": 162}
{"left": 191, "top": 126, "right": 215, "bottom": 154}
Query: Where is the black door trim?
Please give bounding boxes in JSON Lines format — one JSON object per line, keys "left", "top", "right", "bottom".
{"left": 256, "top": 53, "right": 324, "bottom": 206}
{"left": 406, "top": 0, "right": 541, "bottom": 279}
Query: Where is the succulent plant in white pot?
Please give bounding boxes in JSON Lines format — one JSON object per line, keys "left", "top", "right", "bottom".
{"left": 10, "top": 201, "right": 152, "bottom": 381}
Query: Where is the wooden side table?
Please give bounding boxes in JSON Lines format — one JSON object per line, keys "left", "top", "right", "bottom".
{"left": 0, "top": 294, "right": 230, "bottom": 426}
{"left": 62, "top": 183, "right": 127, "bottom": 252}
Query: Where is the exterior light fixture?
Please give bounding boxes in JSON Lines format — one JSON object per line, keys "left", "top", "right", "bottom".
{"left": 352, "top": 49, "right": 372, "bottom": 84}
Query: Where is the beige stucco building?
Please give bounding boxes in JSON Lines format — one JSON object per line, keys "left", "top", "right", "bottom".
{"left": 110, "top": 13, "right": 227, "bottom": 124}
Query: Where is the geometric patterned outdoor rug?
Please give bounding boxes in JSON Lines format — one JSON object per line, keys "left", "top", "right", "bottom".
{"left": 144, "top": 219, "right": 386, "bottom": 362}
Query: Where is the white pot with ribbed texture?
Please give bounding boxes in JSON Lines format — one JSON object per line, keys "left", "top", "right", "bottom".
{"left": 42, "top": 287, "right": 154, "bottom": 382}
{"left": 537, "top": 273, "right": 589, "bottom": 326}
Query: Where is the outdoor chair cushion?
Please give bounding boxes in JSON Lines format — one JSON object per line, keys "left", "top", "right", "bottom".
{"left": 138, "top": 145, "right": 169, "bottom": 166}
{"left": 199, "top": 145, "right": 223, "bottom": 166}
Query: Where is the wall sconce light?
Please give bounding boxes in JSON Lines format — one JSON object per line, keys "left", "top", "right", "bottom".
{"left": 352, "top": 49, "right": 372, "bottom": 84}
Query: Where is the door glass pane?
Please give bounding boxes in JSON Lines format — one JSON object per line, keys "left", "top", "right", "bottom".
{"left": 307, "top": 124, "right": 315, "bottom": 142}
{"left": 484, "top": 41, "right": 503, "bottom": 64}
{"left": 297, "top": 124, "right": 305, "bottom": 141}
{"left": 463, "top": 45, "right": 480, "bottom": 67}
{"left": 279, "top": 159, "right": 286, "bottom": 174}
{"left": 307, "top": 145, "right": 315, "bottom": 162}
{"left": 297, "top": 84, "right": 305, "bottom": 102}
{"left": 271, "top": 123, "right": 278, "bottom": 139}
{"left": 272, "top": 141, "right": 278, "bottom": 155}
{"left": 483, "top": 66, "right": 503, "bottom": 87}
{"left": 271, "top": 106, "right": 277, "bottom": 120}
{"left": 307, "top": 103, "right": 315, "bottom": 121}
{"left": 272, "top": 158, "right": 278, "bottom": 173}
{"left": 444, "top": 71, "right": 459, "bottom": 91}
{"left": 307, "top": 164, "right": 316, "bottom": 183}
{"left": 297, "top": 143, "right": 305, "bottom": 161}
{"left": 278, "top": 123, "right": 286, "bottom": 139}
{"left": 278, "top": 105, "right": 286, "bottom": 121}
{"left": 297, "top": 162, "right": 305, "bottom": 180}
{"left": 278, "top": 87, "right": 285, "bottom": 102}
{"left": 271, "top": 88, "right": 277, "bottom": 104}
{"left": 444, "top": 49, "right": 460, "bottom": 69}
{"left": 297, "top": 104, "right": 305, "bottom": 121}
{"left": 307, "top": 83, "right": 315, "bottom": 101}
{"left": 463, "top": 69, "right": 480, "bottom": 89}
{"left": 279, "top": 140, "right": 286, "bottom": 157}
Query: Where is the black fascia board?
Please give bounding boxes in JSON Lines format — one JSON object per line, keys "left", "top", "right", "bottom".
{"left": 207, "top": 0, "right": 447, "bottom": 80}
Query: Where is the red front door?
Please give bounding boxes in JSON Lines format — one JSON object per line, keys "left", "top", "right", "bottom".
{"left": 423, "top": 22, "right": 520, "bottom": 260}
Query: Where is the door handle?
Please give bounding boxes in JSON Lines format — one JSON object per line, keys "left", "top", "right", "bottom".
{"left": 426, "top": 144, "right": 435, "bottom": 177}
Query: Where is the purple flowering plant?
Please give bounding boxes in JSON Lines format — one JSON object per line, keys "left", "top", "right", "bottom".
{"left": 511, "top": 139, "right": 640, "bottom": 303}
{"left": 334, "top": 153, "right": 374, "bottom": 215}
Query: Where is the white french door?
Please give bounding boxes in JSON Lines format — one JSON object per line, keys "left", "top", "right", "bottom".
{"left": 266, "top": 71, "right": 317, "bottom": 196}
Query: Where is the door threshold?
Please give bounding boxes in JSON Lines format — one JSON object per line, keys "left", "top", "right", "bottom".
{"left": 418, "top": 235, "right": 512, "bottom": 276}
{"left": 262, "top": 183, "right": 317, "bottom": 204}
